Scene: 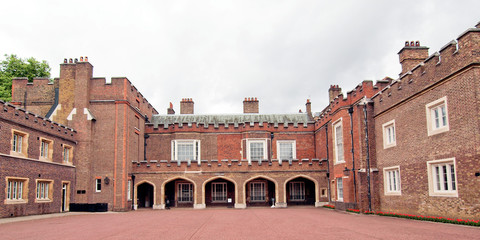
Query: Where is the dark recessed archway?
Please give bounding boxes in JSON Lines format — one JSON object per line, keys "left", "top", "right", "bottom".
{"left": 286, "top": 177, "right": 316, "bottom": 206}
{"left": 164, "top": 178, "right": 195, "bottom": 208}
{"left": 137, "top": 182, "right": 154, "bottom": 208}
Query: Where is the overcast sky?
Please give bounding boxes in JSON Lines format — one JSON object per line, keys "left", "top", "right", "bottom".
{"left": 1, "top": 0, "right": 479, "bottom": 115}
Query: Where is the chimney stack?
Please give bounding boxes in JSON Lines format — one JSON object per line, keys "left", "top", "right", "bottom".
{"left": 305, "top": 99, "right": 312, "bottom": 115}
{"left": 328, "top": 85, "right": 342, "bottom": 102}
{"left": 180, "top": 98, "right": 194, "bottom": 114}
{"left": 243, "top": 97, "right": 259, "bottom": 113}
{"left": 167, "top": 102, "right": 175, "bottom": 114}
{"left": 398, "top": 41, "right": 429, "bottom": 76}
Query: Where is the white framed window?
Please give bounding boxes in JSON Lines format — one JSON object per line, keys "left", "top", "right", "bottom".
{"left": 63, "top": 144, "right": 73, "bottom": 164}
{"left": 336, "top": 178, "right": 344, "bottom": 202}
{"left": 382, "top": 120, "right": 396, "bottom": 149}
{"left": 427, "top": 158, "right": 458, "bottom": 197}
{"left": 127, "top": 180, "right": 132, "bottom": 201}
{"left": 11, "top": 130, "right": 28, "bottom": 157}
{"left": 178, "top": 183, "right": 193, "bottom": 202}
{"left": 5, "top": 177, "right": 28, "bottom": 204}
{"left": 39, "top": 138, "right": 53, "bottom": 161}
{"left": 426, "top": 97, "right": 449, "bottom": 136}
{"left": 277, "top": 140, "right": 296, "bottom": 160}
{"left": 36, "top": 180, "right": 53, "bottom": 202}
{"left": 212, "top": 182, "right": 227, "bottom": 202}
{"left": 250, "top": 182, "right": 266, "bottom": 202}
{"left": 171, "top": 140, "right": 201, "bottom": 162}
{"left": 95, "top": 178, "right": 102, "bottom": 193}
{"left": 383, "top": 166, "right": 401, "bottom": 195}
{"left": 289, "top": 181, "right": 305, "bottom": 201}
{"left": 246, "top": 139, "right": 267, "bottom": 162}
{"left": 333, "top": 119, "right": 344, "bottom": 164}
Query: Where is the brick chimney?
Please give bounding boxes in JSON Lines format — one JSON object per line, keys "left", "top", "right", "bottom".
{"left": 180, "top": 98, "right": 194, "bottom": 114}
{"left": 243, "top": 97, "right": 259, "bottom": 113}
{"left": 398, "top": 41, "right": 429, "bottom": 76}
{"left": 167, "top": 102, "right": 175, "bottom": 115}
{"left": 328, "top": 85, "right": 342, "bottom": 102}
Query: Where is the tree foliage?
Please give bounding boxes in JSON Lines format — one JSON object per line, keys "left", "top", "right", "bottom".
{"left": 0, "top": 54, "right": 51, "bottom": 102}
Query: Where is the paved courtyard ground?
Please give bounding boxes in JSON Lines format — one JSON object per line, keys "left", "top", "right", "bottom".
{"left": 0, "top": 207, "right": 478, "bottom": 240}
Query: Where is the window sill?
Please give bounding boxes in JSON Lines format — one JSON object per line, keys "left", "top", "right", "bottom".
{"left": 35, "top": 199, "right": 53, "bottom": 203}
{"left": 9, "top": 151, "right": 27, "bottom": 158}
{"left": 429, "top": 191, "right": 458, "bottom": 197}
{"left": 427, "top": 127, "right": 449, "bottom": 136}
{"left": 4, "top": 199, "right": 28, "bottom": 204}
{"left": 384, "top": 192, "right": 401, "bottom": 196}
{"left": 383, "top": 143, "right": 396, "bottom": 149}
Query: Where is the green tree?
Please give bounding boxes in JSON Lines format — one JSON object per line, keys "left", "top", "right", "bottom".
{"left": 0, "top": 54, "right": 51, "bottom": 102}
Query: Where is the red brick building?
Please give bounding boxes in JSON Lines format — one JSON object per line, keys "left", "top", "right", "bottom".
{"left": 0, "top": 99, "right": 76, "bottom": 217}
{"left": 2, "top": 22, "right": 479, "bottom": 220}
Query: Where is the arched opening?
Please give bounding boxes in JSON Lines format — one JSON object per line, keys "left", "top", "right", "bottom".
{"left": 204, "top": 178, "right": 235, "bottom": 208}
{"left": 286, "top": 177, "right": 316, "bottom": 206}
{"left": 164, "top": 178, "right": 195, "bottom": 208}
{"left": 137, "top": 182, "right": 154, "bottom": 208}
{"left": 245, "top": 177, "right": 276, "bottom": 207}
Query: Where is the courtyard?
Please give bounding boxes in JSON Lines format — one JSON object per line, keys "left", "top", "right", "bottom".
{"left": 0, "top": 208, "right": 478, "bottom": 240}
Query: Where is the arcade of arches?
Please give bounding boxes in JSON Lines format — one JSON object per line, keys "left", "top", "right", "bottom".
{"left": 133, "top": 172, "right": 328, "bottom": 209}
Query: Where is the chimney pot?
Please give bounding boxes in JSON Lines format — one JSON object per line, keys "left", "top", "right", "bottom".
{"left": 415, "top": 41, "right": 420, "bottom": 46}
{"left": 405, "top": 41, "right": 409, "bottom": 46}
{"left": 64, "top": 58, "right": 67, "bottom": 63}
{"left": 85, "top": 56, "right": 88, "bottom": 62}
{"left": 80, "top": 56, "right": 84, "bottom": 62}
{"left": 74, "top": 58, "right": 78, "bottom": 63}
{"left": 69, "top": 58, "right": 73, "bottom": 63}
{"left": 410, "top": 41, "right": 415, "bottom": 46}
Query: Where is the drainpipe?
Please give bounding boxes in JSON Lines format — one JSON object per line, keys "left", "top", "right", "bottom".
{"left": 348, "top": 107, "right": 358, "bottom": 206}
{"left": 362, "top": 97, "right": 372, "bottom": 211}
{"left": 325, "top": 124, "right": 331, "bottom": 203}
{"left": 131, "top": 174, "right": 136, "bottom": 210}
{"left": 144, "top": 134, "right": 149, "bottom": 160}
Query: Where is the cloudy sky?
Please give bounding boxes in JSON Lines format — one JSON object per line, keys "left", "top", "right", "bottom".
{"left": 1, "top": 0, "right": 479, "bottom": 114}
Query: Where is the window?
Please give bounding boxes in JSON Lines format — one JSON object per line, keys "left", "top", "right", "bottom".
{"left": 63, "top": 144, "right": 73, "bottom": 164}
{"left": 95, "top": 178, "right": 102, "bottom": 192}
{"left": 212, "top": 182, "right": 227, "bottom": 202}
{"left": 247, "top": 139, "right": 267, "bottom": 162}
{"left": 289, "top": 181, "right": 305, "bottom": 201}
{"left": 277, "top": 140, "right": 296, "bottom": 160}
{"left": 39, "top": 138, "right": 53, "bottom": 161}
{"left": 127, "top": 180, "right": 132, "bottom": 201}
{"left": 382, "top": 120, "right": 396, "bottom": 149}
{"left": 250, "top": 182, "right": 266, "bottom": 201}
{"left": 333, "top": 119, "right": 344, "bottom": 164}
{"left": 336, "top": 178, "right": 344, "bottom": 201}
{"left": 36, "top": 180, "right": 53, "bottom": 202}
{"left": 11, "top": 130, "right": 28, "bottom": 157}
{"left": 178, "top": 183, "right": 193, "bottom": 202}
{"left": 384, "top": 166, "right": 401, "bottom": 195}
{"left": 171, "top": 140, "right": 200, "bottom": 162}
{"left": 426, "top": 97, "right": 449, "bottom": 136}
{"left": 5, "top": 177, "right": 28, "bottom": 204}
{"left": 427, "top": 158, "right": 458, "bottom": 197}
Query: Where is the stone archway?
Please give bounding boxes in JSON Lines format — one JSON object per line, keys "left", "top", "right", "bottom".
{"left": 244, "top": 176, "right": 277, "bottom": 207}
{"left": 203, "top": 177, "right": 236, "bottom": 208}
{"left": 163, "top": 177, "right": 196, "bottom": 208}
{"left": 137, "top": 182, "right": 154, "bottom": 208}
{"left": 284, "top": 176, "right": 317, "bottom": 206}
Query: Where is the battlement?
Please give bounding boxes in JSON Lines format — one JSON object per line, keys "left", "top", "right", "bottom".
{"left": 315, "top": 80, "right": 384, "bottom": 126}
{"left": 132, "top": 158, "right": 327, "bottom": 172}
{"left": 372, "top": 23, "right": 480, "bottom": 116}
{"left": 0, "top": 99, "right": 76, "bottom": 140}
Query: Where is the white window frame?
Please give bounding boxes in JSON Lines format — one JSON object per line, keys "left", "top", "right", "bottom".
{"left": 250, "top": 181, "right": 266, "bottom": 202}
{"left": 336, "top": 178, "right": 344, "bottom": 202}
{"left": 382, "top": 120, "right": 396, "bottom": 149}
{"left": 289, "top": 181, "right": 305, "bottom": 201}
{"left": 39, "top": 137, "right": 53, "bottom": 161}
{"left": 383, "top": 166, "right": 401, "bottom": 195}
{"left": 5, "top": 177, "right": 28, "bottom": 204}
{"left": 36, "top": 179, "right": 53, "bottom": 202}
{"left": 426, "top": 97, "right": 449, "bottom": 136}
{"left": 95, "top": 178, "right": 102, "bottom": 193}
{"left": 212, "top": 182, "right": 227, "bottom": 202}
{"left": 276, "top": 140, "right": 296, "bottom": 160}
{"left": 427, "top": 158, "right": 458, "bottom": 197}
{"left": 177, "top": 182, "right": 193, "bottom": 203}
{"left": 171, "top": 140, "right": 201, "bottom": 163}
{"left": 246, "top": 139, "right": 267, "bottom": 163}
{"left": 333, "top": 119, "right": 345, "bottom": 164}
{"left": 11, "top": 129, "right": 28, "bottom": 157}
{"left": 63, "top": 144, "right": 73, "bottom": 164}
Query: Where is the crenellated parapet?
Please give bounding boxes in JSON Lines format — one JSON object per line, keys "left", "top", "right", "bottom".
{"left": 372, "top": 24, "right": 480, "bottom": 116}
{"left": 132, "top": 158, "right": 327, "bottom": 172}
{"left": 0, "top": 99, "right": 76, "bottom": 140}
